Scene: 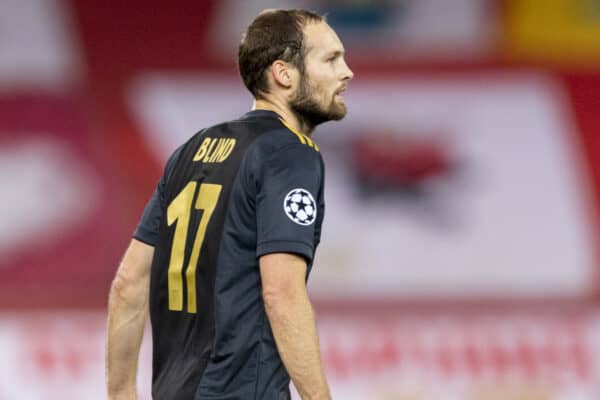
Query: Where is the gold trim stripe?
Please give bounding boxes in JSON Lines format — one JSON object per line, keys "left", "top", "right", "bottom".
{"left": 279, "top": 118, "right": 319, "bottom": 151}
{"left": 280, "top": 118, "right": 307, "bottom": 144}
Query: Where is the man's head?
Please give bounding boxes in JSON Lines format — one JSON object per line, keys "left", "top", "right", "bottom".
{"left": 238, "top": 9, "right": 354, "bottom": 129}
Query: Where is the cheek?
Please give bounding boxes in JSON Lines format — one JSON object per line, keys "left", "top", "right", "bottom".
{"left": 305, "top": 78, "right": 327, "bottom": 100}
{"left": 316, "top": 82, "right": 332, "bottom": 103}
{"left": 305, "top": 64, "right": 332, "bottom": 89}
{"left": 314, "top": 74, "right": 333, "bottom": 92}
{"left": 304, "top": 67, "right": 334, "bottom": 101}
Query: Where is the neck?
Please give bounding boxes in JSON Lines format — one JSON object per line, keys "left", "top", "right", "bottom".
{"left": 253, "top": 98, "right": 315, "bottom": 136}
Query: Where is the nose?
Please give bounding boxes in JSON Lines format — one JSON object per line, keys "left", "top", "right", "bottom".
{"left": 342, "top": 59, "right": 354, "bottom": 81}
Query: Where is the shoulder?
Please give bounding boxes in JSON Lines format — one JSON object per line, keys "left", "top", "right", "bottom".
{"left": 257, "top": 121, "right": 320, "bottom": 152}
{"left": 246, "top": 132, "right": 322, "bottom": 179}
{"left": 249, "top": 121, "right": 323, "bottom": 168}
{"left": 241, "top": 122, "right": 324, "bottom": 196}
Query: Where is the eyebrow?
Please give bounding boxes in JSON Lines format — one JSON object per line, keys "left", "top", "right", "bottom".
{"left": 327, "top": 50, "right": 345, "bottom": 58}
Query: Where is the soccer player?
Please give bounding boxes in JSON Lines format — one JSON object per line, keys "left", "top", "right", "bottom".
{"left": 106, "top": 9, "right": 353, "bottom": 400}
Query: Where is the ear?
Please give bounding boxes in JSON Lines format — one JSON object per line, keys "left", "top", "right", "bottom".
{"left": 270, "top": 60, "right": 295, "bottom": 89}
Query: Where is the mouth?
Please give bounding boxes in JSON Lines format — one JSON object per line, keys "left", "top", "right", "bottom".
{"left": 335, "top": 85, "right": 347, "bottom": 96}
{"left": 334, "top": 86, "right": 348, "bottom": 100}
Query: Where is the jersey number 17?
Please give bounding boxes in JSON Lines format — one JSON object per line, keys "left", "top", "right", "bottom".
{"left": 166, "top": 182, "right": 222, "bottom": 313}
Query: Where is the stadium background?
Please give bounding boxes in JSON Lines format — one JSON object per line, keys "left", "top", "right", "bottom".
{"left": 2, "top": 0, "right": 600, "bottom": 399}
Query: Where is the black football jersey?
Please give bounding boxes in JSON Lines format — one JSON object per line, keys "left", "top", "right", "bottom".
{"left": 133, "top": 110, "right": 325, "bottom": 400}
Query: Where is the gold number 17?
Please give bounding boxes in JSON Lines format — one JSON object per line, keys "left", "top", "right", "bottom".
{"left": 166, "top": 182, "right": 222, "bottom": 313}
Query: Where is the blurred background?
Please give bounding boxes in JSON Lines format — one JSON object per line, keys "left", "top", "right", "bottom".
{"left": 1, "top": 0, "right": 600, "bottom": 399}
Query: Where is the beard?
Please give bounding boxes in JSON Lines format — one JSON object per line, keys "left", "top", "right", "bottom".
{"left": 290, "top": 74, "right": 347, "bottom": 130}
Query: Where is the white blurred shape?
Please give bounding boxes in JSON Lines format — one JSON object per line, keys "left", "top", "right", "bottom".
{"left": 0, "top": 138, "right": 99, "bottom": 257}
{"left": 128, "top": 74, "right": 252, "bottom": 161}
{"left": 0, "top": 0, "right": 82, "bottom": 91}
{"left": 127, "top": 73, "right": 596, "bottom": 299}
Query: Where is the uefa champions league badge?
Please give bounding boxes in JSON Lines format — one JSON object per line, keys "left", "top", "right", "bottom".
{"left": 283, "top": 188, "right": 317, "bottom": 226}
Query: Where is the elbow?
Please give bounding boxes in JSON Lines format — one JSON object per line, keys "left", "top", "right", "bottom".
{"left": 110, "top": 269, "right": 144, "bottom": 305}
{"left": 262, "top": 286, "right": 285, "bottom": 310}
{"left": 111, "top": 270, "right": 131, "bottom": 296}
{"left": 262, "top": 284, "right": 293, "bottom": 313}
{"left": 262, "top": 283, "right": 306, "bottom": 312}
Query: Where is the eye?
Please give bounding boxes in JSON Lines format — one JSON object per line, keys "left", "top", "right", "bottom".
{"left": 326, "top": 51, "right": 344, "bottom": 63}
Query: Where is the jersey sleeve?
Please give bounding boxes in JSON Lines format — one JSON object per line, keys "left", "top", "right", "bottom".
{"left": 254, "top": 143, "right": 323, "bottom": 263}
{"left": 132, "top": 145, "right": 184, "bottom": 246}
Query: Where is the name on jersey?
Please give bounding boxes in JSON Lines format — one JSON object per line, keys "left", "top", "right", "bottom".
{"left": 193, "top": 137, "right": 236, "bottom": 163}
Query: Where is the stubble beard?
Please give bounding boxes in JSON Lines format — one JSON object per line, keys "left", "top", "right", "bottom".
{"left": 290, "top": 73, "right": 347, "bottom": 132}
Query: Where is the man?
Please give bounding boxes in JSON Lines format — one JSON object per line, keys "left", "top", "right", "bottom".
{"left": 106, "top": 8, "right": 353, "bottom": 400}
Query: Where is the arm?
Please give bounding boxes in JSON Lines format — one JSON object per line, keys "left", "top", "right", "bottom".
{"left": 106, "top": 239, "right": 154, "bottom": 400}
{"left": 260, "top": 253, "right": 331, "bottom": 400}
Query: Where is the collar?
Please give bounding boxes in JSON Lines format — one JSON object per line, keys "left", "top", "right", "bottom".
{"left": 240, "top": 109, "right": 281, "bottom": 120}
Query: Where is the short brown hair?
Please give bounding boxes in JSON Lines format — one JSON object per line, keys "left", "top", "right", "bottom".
{"left": 238, "top": 9, "right": 324, "bottom": 99}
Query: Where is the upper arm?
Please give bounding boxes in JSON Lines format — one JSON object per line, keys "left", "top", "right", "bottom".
{"left": 259, "top": 253, "right": 308, "bottom": 301}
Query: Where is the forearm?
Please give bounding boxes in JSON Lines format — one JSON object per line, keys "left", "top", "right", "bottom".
{"left": 106, "top": 271, "right": 149, "bottom": 399}
{"left": 264, "top": 289, "right": 330, "bottom": 400}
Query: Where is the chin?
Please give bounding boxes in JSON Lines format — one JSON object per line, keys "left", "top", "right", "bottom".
{"left": 329, "top": 103, "right": 347, "bottom": 121}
